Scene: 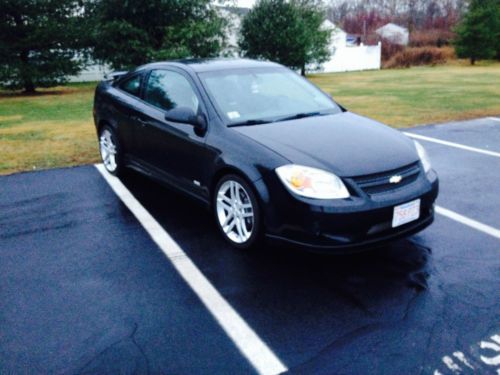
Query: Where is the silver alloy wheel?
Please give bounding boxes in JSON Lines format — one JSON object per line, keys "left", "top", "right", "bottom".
{"left": 99, "top": 129, "right": 118, "bottom": 172}
{"left": 216, "top": 180, "right": 254, "bottom": 244}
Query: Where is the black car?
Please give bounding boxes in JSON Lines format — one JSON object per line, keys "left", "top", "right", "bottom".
{"left": 93, "top": 58, "right": 438, "bottom": 251}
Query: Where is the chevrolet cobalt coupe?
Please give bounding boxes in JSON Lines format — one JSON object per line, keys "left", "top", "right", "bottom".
{"left": 93, "top": 59, "right": 438, "bottom": 251}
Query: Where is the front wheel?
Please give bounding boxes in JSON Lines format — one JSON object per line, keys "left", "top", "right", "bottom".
{"left": 214, "top": 174, "right": 261, "bottom": 250}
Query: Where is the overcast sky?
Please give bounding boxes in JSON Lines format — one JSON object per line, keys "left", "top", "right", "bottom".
{"left": 235, "top": 0, "right": 255, "bottom": 7}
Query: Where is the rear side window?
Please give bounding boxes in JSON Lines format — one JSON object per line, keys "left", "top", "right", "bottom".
{"left": 144, "top": 70, "right": 199, "bottom": 113}
{"left": 119, "top": 75, "right": 142, "bottom": 97}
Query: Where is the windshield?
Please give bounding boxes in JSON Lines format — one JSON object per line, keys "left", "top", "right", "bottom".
{"left": 198, "top": 67, "right": 341, "bottom": 125}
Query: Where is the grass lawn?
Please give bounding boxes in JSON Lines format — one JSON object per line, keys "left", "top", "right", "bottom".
{"left": 1, "top": 63, "right": 500, "bottom": 175}
{"left": 0, "top": 83, "right": 98, "bottom": 175}
{"left": 308, "top": 62, "right": 500, "bottom": 127}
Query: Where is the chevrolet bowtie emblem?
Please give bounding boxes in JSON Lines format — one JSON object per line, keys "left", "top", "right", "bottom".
{"left": 389, "top": 175, "right": 403, "bottom": 184}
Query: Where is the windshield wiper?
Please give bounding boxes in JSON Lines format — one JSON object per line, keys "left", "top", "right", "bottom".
{"left": 228, "top": 111, "right": 330, "bottom": 127}
{"left": 273, "top": 111, "right": 325, "bottom": 123}
{"left": 228, "top": 119, "right": 271, "bottom": 127}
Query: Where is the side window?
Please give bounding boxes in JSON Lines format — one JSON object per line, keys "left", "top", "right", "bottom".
{"left": 144, "top": 70, "right": 199, "bottom": 113}
{"left": 119, "top": 75, "right": 142, "bottom": 97}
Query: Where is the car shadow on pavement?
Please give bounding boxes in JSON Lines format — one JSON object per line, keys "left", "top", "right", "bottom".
{"left": 122, "top": 169, "right": 432, "bottom": 307}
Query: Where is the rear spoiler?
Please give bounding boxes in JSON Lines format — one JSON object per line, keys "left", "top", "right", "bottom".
{"left": 104, "top": 71, "right": 128, "bottom": 82}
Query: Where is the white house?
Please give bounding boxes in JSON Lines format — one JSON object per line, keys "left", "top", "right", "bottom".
{"left": 314, "top": 20, "right": 381, "bottom": 73}
{"left": 67, "top": 62, "right": 111, "bottom": 83}
{"left": 217, "top": 6, "right": 250, "bottom": 57}
{"left": 375, "top": 23, "right": 409, "bottom": 45}
{"left": 219, "top": 11, "right": 381, "bottom": 74}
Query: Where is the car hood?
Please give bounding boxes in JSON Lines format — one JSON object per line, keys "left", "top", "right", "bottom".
{"left": 233, "top": 112, "right": 419, "bottom": 177}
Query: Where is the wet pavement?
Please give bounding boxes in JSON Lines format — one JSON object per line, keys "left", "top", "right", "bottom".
{"left": 1, "top": 117, "right": 499, "bottom": 374}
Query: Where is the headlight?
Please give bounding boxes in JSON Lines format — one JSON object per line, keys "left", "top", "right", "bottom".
{"left": 414, "top": 141, "right": 432, "bottom": 173}
{"left": 275, "top": 164, "right": 350, "bottom": 199}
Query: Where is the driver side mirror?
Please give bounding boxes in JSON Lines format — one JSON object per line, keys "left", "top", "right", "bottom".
{"left": 164, "top": 107, "right": 207, "bottom": 134}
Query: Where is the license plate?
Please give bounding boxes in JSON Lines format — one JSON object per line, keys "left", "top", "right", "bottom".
{"left": 392, "top": 199, "right": 420, "bottom": 228}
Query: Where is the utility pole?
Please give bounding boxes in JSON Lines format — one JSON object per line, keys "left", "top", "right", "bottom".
{"left": 363, "top": 19, "right": 367, "bottom": 43}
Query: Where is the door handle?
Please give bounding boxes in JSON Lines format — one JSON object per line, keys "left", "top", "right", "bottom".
{"left": 132, "top": 116, "right": 147, "bottom": 127}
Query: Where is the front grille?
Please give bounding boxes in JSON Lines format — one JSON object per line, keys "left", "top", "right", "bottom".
{"left": 351, "top": 162, "right": 421, "bottom": 195}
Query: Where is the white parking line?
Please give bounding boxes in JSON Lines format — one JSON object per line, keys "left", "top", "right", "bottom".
{"left": 404, "top": 132, "right": 500, "bottom": 158}
{"left": 488, "top": 117, "right": 500, "bottom": 123}
{"left": 95, "top": 164, "right": 287, "bottom": 375}
{"left": 436, "top": 205, "right": 500, "bottom": 240}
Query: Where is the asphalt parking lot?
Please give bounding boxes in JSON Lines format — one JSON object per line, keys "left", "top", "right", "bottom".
{"left": 1, "top": 117, "right": 499, "bottom": 374}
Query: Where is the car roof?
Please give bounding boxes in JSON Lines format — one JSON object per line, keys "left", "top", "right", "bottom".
{"left": 135, "top": 58, "right": 283, "bottom": 74}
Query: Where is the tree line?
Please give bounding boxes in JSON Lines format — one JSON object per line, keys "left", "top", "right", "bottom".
{"left": 0, "top": 0, "right": 332, "bottom": 92}
{"left": 0, "top": 0, "right": 228, "bottom": 92}
{"left": 326, "top": 0, "right": 469, "bottom": 30}
{"left": 0, "top": 0, "right": 498, "bottom": 92}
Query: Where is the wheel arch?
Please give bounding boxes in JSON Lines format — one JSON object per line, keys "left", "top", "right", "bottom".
{"left": 97, "top": 119, "right": 124, "bottom": 155}
{"left": 97, "top": 119, "right": 116, "bottom": 135}
{"left": 210, "top": 166, "right": 252, "bottom": 202}
{"left": 210, "top": 165, "right": 271, "bottom": 227}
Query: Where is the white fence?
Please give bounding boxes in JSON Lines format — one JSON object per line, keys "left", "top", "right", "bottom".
{"left": 313, "top": 42, "right": 381, "bottom": 73}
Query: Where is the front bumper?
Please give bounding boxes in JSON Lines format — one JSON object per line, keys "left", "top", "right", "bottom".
{"left": 256, "top": 168, "right": 439, "bottom": 253}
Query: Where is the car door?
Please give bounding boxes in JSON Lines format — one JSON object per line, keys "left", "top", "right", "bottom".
{"left": 135, "top": 68, "right": 210, "bottom": 201}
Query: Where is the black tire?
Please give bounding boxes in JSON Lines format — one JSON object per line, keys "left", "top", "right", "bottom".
{"left": 213, "top": 174, "right": 262, "bottom": 250}
{"left": 98, "top": 125, "right": 124, "bottom": 177}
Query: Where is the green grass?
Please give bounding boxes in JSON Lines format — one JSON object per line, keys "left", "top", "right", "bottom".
{"left": 1, "top": 64, "right": 500, "bottom": 175}
{"left": 0, "top": 82, "right": 98, "bottom": 174}
{"left": 308, "top": 63, "right": 500, "bottom": 127}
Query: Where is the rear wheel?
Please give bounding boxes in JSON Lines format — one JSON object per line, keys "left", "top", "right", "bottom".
{"left": 214, "top": 174, "right": 261, "bottom": 249}
{"left": 99, "top": 126, "right": 123, "bottom": 176}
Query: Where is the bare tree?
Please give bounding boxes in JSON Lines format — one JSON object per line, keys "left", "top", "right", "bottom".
{"left": 326, "top": 0, "right": 466, "bottom": 32}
